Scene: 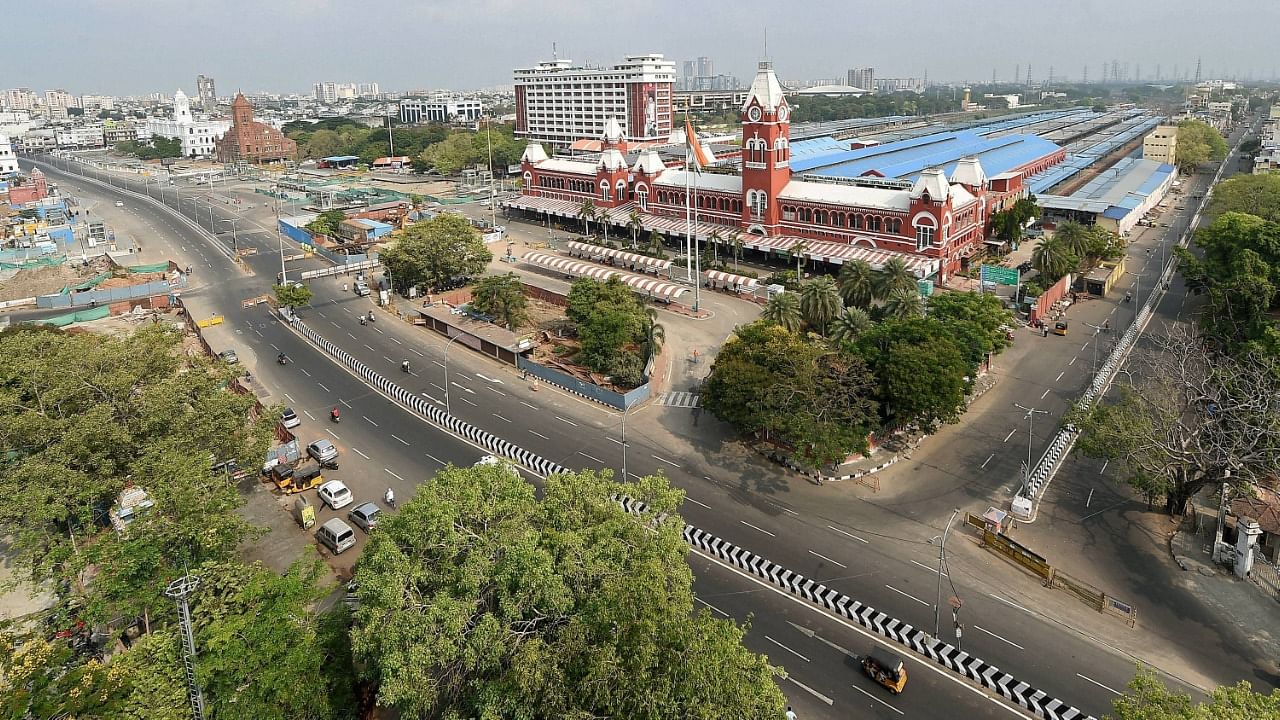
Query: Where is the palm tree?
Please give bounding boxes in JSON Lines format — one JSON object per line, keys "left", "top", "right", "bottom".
{"left": 800, "top": 276, "right": 841, "bottom": 335}
{"left": 577, "top": 199, "right": 596, "bottom": 237}
{"left": 642, "top": 307, "right": 666, "bottom": 359}
{"left": 763, "top": 292, "right": 803, "bottom": 333}
{"left": 599, "top": 208, "right": 612, "bottom": 244}
{"left": 790, "top": 242, "right": 809, "bottom": 276}
{"left": 828, "top": 306, "right": 872, "bottom": 345}
{"left": 873, "top": 258, "right": 917, "bottom": 301}
{"left": 708, "top": 231, "right": 722, "bottom": 266}
{"left": 883, "top": 288, "right": 925, "bottom": 320}
{"left": 837, "top": 260, "right": 875, "bottom": 309}
{"left": 627, "top": 209, "right": 643, "bottom": 249}
{"left": 1031, "top": 236, "right": 1073, "bottom": 280}
{"left": 728, "top": 230, "right": 744, "bottom": 271}
{"left": 648, "top": 230, "right": 664, "bottom": 257}
{"left": 1053, "top": 221, "right": 1090, "bottom": 259}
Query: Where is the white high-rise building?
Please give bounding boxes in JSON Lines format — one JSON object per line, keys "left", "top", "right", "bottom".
{"left": 0, "top": 134, "right": 18, "bottom": 176}
{"left": 314, "top": 82, "right": 338, "bottom": 103}
{"left": 4, "top": 88, "right": 38, "bottom": 110}
{"left": 44, "top": 89, "right": 78, "bottom": 110}
{"left": 514, "top": 54, "right": 676, "bottom": 147}
{"left": 144, "top": 89, "right": 231, "bottom": 158}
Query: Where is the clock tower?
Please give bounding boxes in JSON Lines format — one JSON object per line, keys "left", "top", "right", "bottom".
{"left": 740, "top": 61, "right": 791, "bottom": 235}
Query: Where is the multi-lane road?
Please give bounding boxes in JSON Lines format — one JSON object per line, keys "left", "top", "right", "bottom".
{"left": 20, "top": 148, "right": 1250, "bottom": 719}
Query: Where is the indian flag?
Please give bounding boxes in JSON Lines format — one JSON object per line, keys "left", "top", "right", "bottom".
{"left": 685, "top": 116, "right": 715, "bottom": 172}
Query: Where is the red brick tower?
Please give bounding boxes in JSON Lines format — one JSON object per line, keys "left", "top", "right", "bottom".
{"left": 740, "top": 61, "right": 791, "bottom": 236}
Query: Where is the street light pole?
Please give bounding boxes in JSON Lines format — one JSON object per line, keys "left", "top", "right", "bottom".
{"left": 931, "top": 508, "right": 960, "bottom": 643}
{"left": 1082, "top": 322, "right": 1104, "bottom": 375}
{"left": 1013, "top": 403, "right": 1049, "bottom": 497}
{"left": 620, "top": 404, "right": 629, "bottom": 482}
{"left": 443, "top": 333, "right": 462, "bottom": 415}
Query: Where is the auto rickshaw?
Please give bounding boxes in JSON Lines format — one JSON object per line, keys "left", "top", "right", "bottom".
{"left": 1053, "top": 320, "right": 1069, "bottom": 336}
{"left": 271, "top": 461, "right": 325, "bottom": 494}
{"left": 862, "top": 647, "right": 908, "bottom": 694}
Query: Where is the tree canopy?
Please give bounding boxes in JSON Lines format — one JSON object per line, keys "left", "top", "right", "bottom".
{"left": 1108, "top": 667, "right": 1280, "bottom": 720}
{"left": 856, "top": 317, "right": 972, "bottom": 430}
{"left": 416, "top": 124, "right": 525, "bottom": 176}
{"left": 380, "top": 213, "right": 493, "bottom": 293}
{"left": 1176, "top": 211, "right": 1280, "bottom": 356}
{"left": 349, "top": 463, "right": 786, "bottom": 719}
{"left": 1206, "top": 173, "right": 1280, "bottom": 223}
{"left": 1174, "top": 119, "right": 1229, "bottom": 173}
{"left": 565, "top": 277, "right": 653, "bottom": 385}
{"left": 305, "top": 208, "right": 348, "bottom": 237}
{"left": 115, "top": 135, "right": 183, "bottom": 160}
{"left": 273, "top": 282, "right": 313, "bottom": 310}
{"left": 468, "top": 272, "right": 529, "bottom": 330}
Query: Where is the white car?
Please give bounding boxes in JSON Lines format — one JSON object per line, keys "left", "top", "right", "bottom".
{"left": 280, "top": 407, "right": 301, "bottom": 429}
{"left": 318, "top": 480, "right": 353, "bottom": 510}
{"left": 114, "top": 201, "right": 124, "bottom": 207}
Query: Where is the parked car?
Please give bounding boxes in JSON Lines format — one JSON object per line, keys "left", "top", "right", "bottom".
{"left": 281, "top": 407, "right": 301, "bottom": 429}
{"left": 315, "top": 518, "right": 356, "bottom": 554}
{"left": 354, "top": 281, "right": 371, "bottom": 297}
{"left": 307, "top": 439, "right": 338, "bottom": 463}
{"left": 318, "top": 480, "right": 353, "bottom": 510}
{"left": 218, "top": 349, "right": 239, "bottom": 363}
{"left": 347, "top": 502, "right": 381, "bottom": 532}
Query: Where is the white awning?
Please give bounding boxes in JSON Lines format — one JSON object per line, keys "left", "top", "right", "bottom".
{"left": 520, "top": 252, "right": 689, "bottom": 302}
{"left": 566, "top": 241, "right": 672, "bottom": 271}
{"left": 704, "top": 269, "right": 759, "bottom": 289}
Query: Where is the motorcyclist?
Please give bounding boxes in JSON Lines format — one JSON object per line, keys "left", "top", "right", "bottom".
{"left": 359, "top": 315, "right": 367, "bottom": 325}
{"left": 401, "top": 360, "right": 411, "bottom": 373}
{"left": 277, "top": 352, "right": 287, "bottom": 365}
{"left": 330, "top": 407, "right": 340, "bottom": 422}
{"left": 367, "top": 311, "right": 375, "bottom": 322}
{"left": 384, "top": 487, "right": 395, "bottom": 507}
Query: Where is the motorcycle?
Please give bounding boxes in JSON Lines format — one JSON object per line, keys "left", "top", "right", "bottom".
{"left": 367, "top": 311, "right": 375, "bottom": 323}
{"left": 277, "top": 355, "right": 288, "bottom": 365}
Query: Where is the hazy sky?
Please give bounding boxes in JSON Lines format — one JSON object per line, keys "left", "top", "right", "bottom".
{"left": 8, "top": 0, "right": 1279, "bottom": 95}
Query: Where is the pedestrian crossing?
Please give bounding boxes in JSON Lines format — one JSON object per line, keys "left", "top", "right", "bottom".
{"left": 655, "top": 391, "right": 701, "bottom": 408}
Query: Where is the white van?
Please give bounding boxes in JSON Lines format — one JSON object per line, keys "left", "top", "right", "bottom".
{"left": 316, "top": 518, "right": 356, "bottom": 554}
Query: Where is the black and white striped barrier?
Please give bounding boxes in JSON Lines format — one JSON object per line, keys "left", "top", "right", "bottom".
{"left": 287, "top": 313, "right": 1097, "bottom": 720}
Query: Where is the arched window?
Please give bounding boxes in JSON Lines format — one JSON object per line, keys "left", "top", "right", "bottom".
{"left": 867, "top": 216, "right": 881, "bottom": 232}
{"left": 637, "top": 187, "right": 648, "bottom": 211}
{"left": 850, "top": 214, "right": 862, "bottom": 229}
{"left": 887, "top": 218, "right": 901, "bottom": 233}
{"left": 914, "top": 216, "right": 937, "bottom": 250}
{"left": 616, "top": 179, "right": 626, "bottom": 201}
{"left": 749, "top": 190, "right": 767, "bottom": 220}
{"left": 774, "top": 137, "right": 789, "bottom": 164}
{"left": 747, "top": 137, "right": 767, "bottom": 165}
{"left": 523, "top": 171, "right": 532, "bottom": 188}
{"left": 600, "top": 181, "right": 611, "bottom": 202}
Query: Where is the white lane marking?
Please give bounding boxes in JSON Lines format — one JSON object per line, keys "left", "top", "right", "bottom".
{"left": 607, "top": 437, "right": 623, "bottom": 445}
{"left": 808, "top": 550, "right": 847, "bottom": 569}
{"left": 411, "top": 348, "right": 424, "bottom": 356}
{"left": 492, "top": 413, "right": 511, "bottom": 423}
{"left": 271, "top": 343, "right": 280, "bottom": 351}
{"left": 489, "top": 387, "right": 507, "bottom": 396}
{"left": 383, "top": 355, "right": 393, "bottom": 364}
{"left": 786, "top": 677, "right": 834, "bottom": 706}
{"left": 765, "top": 635, "right": 810, "bottom": 662}
{"left": 317, "top": 382, "right": 330, "bottom": 392}
{"left": 740, "top": 520, "right": 775, "bottom": 537}
{"left": 433, "top": 360, "right": 446, "bottom": 368}
{"left": 651, "top": 454, "right": 681, "bottom": 468}
{"left": 849, "top": 684, "right": 904, "bottom": 715}
{"left": 373, "top": 327, "right": 383, "bottom": 334}
{"left": 911, "top": 559, "right": 948, "bottom": 576}
{"left": 1040, "top": 388, "right": 1051, "bottom": 399}
{"left": 339, "top": 399, "right": 352, "bottom": 408}
{"left": 423, "top": 453, "right": 444, "bottom": 465}
{"left": 390, "top": 434, "right": 410, "bottom": 446}
{"left": 1100, "top": 460, "right": 1110, "bottom": 474}
{"left": 331, "top": 321, "right": 340, "bottom": 328}
{"left": 390, "top": 337, "right": 402, "bottom": 344}
{"left": 385, "top": 468, "right": 405, "bottom": 482}
{"left": 1003, "top": 428, "right": 1017, "bottom": 442}
{"left": 347, "top": 333, "right": 357, "bottom": 340}
{"left": 431, "top": 382, "right": 445, "bottom": 392}
{"left": 303, "top": 410, "right": 316, "bottom": 421}
{"left": 827, "top": 525, "right": 869, "bottom": 544}
{"left": 521, "top": 401, "right": 537, "bottom": 410}
{"left": 529, "top": 429, "right": 549, "bottom": 439}
{"left": 300, "top": 368, "right": 312, "bottom": 377}
{"left": 459, "top": 397, "right": 477, "bottom": 407}
{"left": 352, "top": 447, "right": 371, "bottom": 459}
{"left": 686, "top": 496, "right": 711, "bottom": 509}
{"left": 694, "top": 597, "right": 729, "bottom": 617}
{"left": 255, "top": 329, "right": 263, "bottom": 337}
{"left": 578, "top": 451, "right": 605, "bottom": 464}
{"left": 1076, "top": 673, "right": 1122, "bottom": 696}
{"left": 450, "top": 382, "right": 475, "bottom": 394}
{"left": 1069, "top": 356, "right": 1077, "bottom": 366}
{"left": 1055, "top": 371, "right": 1065, "bottom": 382}
{"left": 364, "top": 344, "right": 376, "bottom": 352}
{"left": 363, "top": 416, "right": 379, "bottom": 427}
{"left": 555, "top": 416, "right": 579, "bottom": 427}
{"left": 979, "top": 453, "right": 995, "bottom": 469}
{"left": 317, "top": 311, "right": 326, "bottom": 317}
{"left": 989, "top": 593, "right": 1034, "bottom": 615}
{"left": 884, "top": 584, "right": 930, "bottom": 607}
{"left": 284, "top": 392, "right": 294, "bottom": 402}
{"left": 974, "top": 625, "right": 1024, "bottom": 650}
{"left": 476, "top": 373, "right": 502, "bottom": 384}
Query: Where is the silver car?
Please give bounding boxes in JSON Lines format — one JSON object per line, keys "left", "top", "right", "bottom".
{"left": 307, "top": 439, "right": 338, "bottom": 463}
{"left": 347, "top": 502, "right": 381, "bottom": 533}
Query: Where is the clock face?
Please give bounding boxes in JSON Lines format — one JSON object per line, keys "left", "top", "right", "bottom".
{"left": 747, "top": 106, "right": 762, "bottom": 122}
{"left": 778, "top": 105, "right": 790, "bottom": 122}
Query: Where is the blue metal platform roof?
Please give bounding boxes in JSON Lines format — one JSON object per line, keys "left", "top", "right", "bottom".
{"left": 793, "top": 130, "right": 1062, "bottom": 181}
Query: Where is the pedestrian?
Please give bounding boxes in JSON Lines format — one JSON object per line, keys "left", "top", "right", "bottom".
{"left": 786, "top": 707, "right": 798, "bottom": 720}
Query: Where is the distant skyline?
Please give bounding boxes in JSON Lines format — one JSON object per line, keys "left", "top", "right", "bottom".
{"left": 6, "top": 0, "right": 1280, "bottom": 96}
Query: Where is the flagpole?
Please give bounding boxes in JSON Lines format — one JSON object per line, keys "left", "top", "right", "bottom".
{"left": 684, "top": 128, "right": 693, "bottom": 284}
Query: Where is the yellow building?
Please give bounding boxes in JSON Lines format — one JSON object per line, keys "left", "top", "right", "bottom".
{"left": 1143, "top": 125, "right": 1179, "bottom": 165}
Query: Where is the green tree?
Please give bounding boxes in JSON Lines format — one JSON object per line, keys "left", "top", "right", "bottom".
{"left": 882, "top": 288, "right": 925, "bottom": 320}
{"left": 648, "top": 230, "right": 665, "bottom": 256}
{"left": 1176, "top": 211, "right": 1280, "bottom": 355}
{"left": 790, "top": 241, "right": 808, "bottom": 275}
{"left": 856, "top": 317, "right": 971, "bottom": 429}
{"left": 1053, "top": 221, "right": 1092, "bottom": 259}
{"left": 380, "top": 212, "right": 493, "bottom": 292}
{"left": 828, "top": 306, "right": 872, "bottom": 346}
{"left": 763, "top": 292, "right": 803, "bottom": 333}
{"left": 577, "top": 199, "right": 597, "bottom": 236}
{"left": 469, "top": 272, "right": 529, "bottom": 330}
{"left": 837, "top": 259, "right": 876, "bottom": 308}
{"left": 417, "top": 131, "right": 479, "bottom": 175}
{"left": 301, "top": 128, "right": 345, "bottom": 159}
{"left": 1108, "top": 666, "right": 1280, "bottom": 720}
{"left": 1207, "top": 172, "right": 1280, "bottom": 222}
{"left": 350, "top": 464, "right": 786, "bottom": 719}
{"left": 116, "top": 135, "right": 184, "bottom": 160}
{"left": 1031, "top": 235, "right": 1075, "bottom": 281}
{"left": 800, "top": 276, "right": 842, "bottom": 334}
{"left": 728, "top": 230, "right": 744, "bottom": 270}
{"left": 1068, "top": 327, "right": 1280, "bottom": 515}
{"left": 1175, "top": 119, "right": 1229, "bottom": 173}
{"left": 641, "top": 307, "right": 666, "bottom": 359}
{"left": 0, "top": 325, "right": 272, "bottom": 621}
{"left": 627, "top": 209, "right": 644, "bottom": 249}
{"left": 272, "top": 282, "right": 313, "bottom": 310}
{"left": 566, "top": 277, "right": 648, "bottom": 376}
{"left": 305, "top": 209, "right": 347, "bottom": 237}
{"left": 873, "top": 258, "right": 917, "bottom": 301}
{"left": 926, "top": 290, "right": 1015, "bottom": 358}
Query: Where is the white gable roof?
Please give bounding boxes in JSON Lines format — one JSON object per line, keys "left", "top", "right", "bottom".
{"left": 598, "top": 148, "right": 627, "bottom": 171}
{"left": 654, "top": 171, "right": 742, "bottom": 194}
{"left": 949, "top": 183, "right": 977, "bottom": 209}
{"left": 743, "top": 61, "right": 787, "bottom": 112}
{"left": 910, "top": 168, "right": 950, "bottom": 202}
{"left": 521, "top": 143, "right": 548, "bottom": 164}
{"left": 778, "top": 180, "right": 912, "bottom": 212}
{"left": 632, "top": 150, "right": 666, "bottom": 175}
{"left": 950, "top": 157, "right": 987, "bottom": 188}
{"left": 602, "top": 116, "right": 624, "bottom": 143}
{"left": 535, "top": 158, "right": 598, "bottom": 175}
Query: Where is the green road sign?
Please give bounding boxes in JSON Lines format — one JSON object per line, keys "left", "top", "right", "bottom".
{"left": 980, "top": 264, "right": 1020, "bottom": 286}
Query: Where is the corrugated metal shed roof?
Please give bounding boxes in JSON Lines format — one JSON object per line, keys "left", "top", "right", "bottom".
{"left": 794, "top": 130, "right": 1062, "bottom": 181}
